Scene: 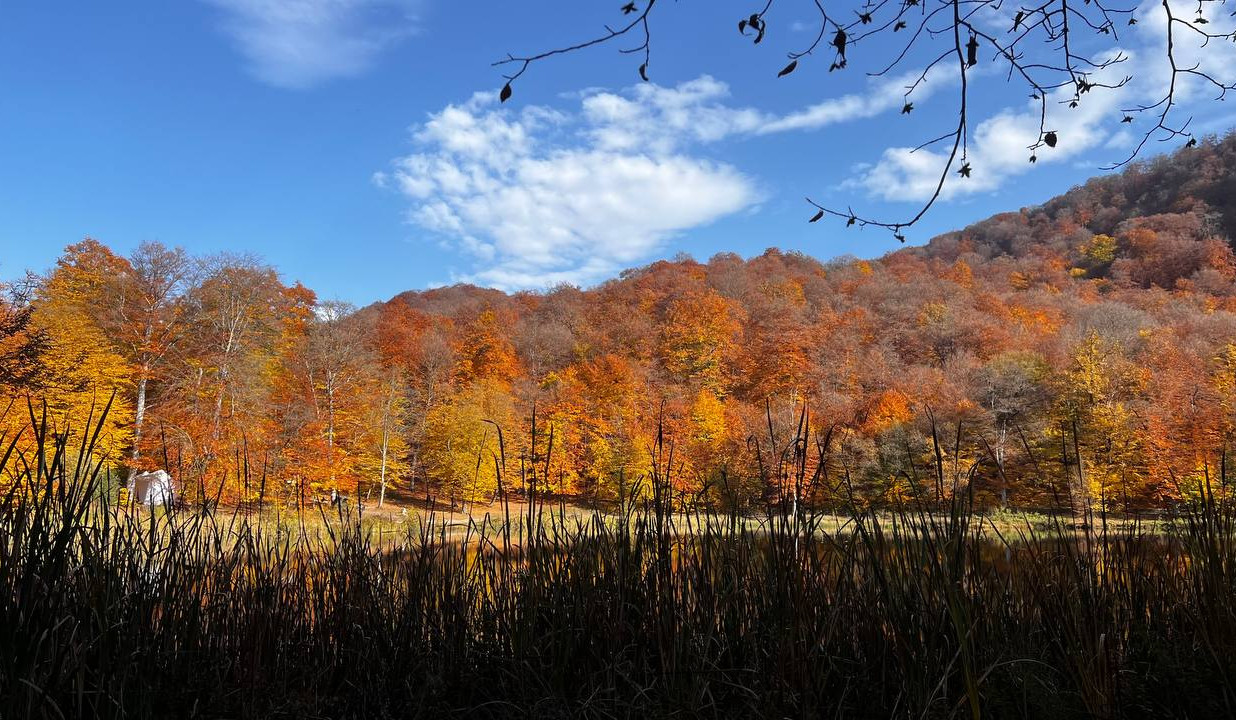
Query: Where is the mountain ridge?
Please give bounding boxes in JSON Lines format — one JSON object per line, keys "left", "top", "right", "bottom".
{"left": 377, "top": 131, "right": 1236, "bottom": 312}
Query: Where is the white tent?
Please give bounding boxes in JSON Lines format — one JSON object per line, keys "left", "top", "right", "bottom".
{"left": 128, "top": 470, "right": 175, "bottom": 506}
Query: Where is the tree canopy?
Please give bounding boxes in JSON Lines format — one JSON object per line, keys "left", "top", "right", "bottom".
{"left": 3, "top": 133, "right": 1236, "bottom": 511}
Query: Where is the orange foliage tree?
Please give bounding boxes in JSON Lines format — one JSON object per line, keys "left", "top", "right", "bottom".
{"left": 9, "top": 136, "right": 1236, "bottom": 511}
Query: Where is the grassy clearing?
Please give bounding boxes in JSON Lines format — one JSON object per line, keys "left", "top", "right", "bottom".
{"left": 2, "top": 411, "right": 1234, "bottom": 718}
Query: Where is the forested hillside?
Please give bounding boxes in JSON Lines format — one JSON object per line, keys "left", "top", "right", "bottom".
{"left": 4, "top": 133, "right": 1235, "bottom": 511}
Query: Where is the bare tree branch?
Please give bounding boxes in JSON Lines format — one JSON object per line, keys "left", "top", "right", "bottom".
{"left": 495, "top": 0, "right": 1235, "bottom": 242}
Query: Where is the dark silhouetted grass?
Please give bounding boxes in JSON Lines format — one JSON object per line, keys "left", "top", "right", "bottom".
{"left": 2, "top": 403, "right": 1235, "bottom": 718}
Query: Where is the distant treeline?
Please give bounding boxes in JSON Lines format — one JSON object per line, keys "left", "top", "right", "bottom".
{"left": 2, "top": 133, "right": 1236, "bottom": 511}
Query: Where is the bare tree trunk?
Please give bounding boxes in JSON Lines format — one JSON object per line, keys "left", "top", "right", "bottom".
{"left": 378, "top": 418, "right": 389, "bottom": 508}
{"left": 212, "top": 377, "right": 226, "bottom": 442}
{"left": 997, "top": 419, "right": 1008, "bottom": 508}
{"left": 131, "top": 322, "right": 155, "bottom": 464}
{"left": 1071, "top": 420, "right": 1089, "bottom": 525}
{"left": 327, "top": 385, "right": 336, "bottom": 491}
{"left": 131, "top": 371, "right": 148, "bottom": 464}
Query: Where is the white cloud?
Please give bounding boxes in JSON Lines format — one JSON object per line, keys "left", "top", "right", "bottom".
{"left": 860, "top": 66, "right": 1125, "bottom": 201}
{"left": 206, "top": 0, "right": 418, "bottom": 88}
{"left": 380, "top": 66, "right": 1014, "bottom": 289}
{"left": 384, "top": 72, "right": 960, "bottom": 290}
{"left": 385, "top": 89, "right": 760, "bottom": 290}
{"left": 855, "top": 0, "right": 1236, "bottom": 203}
{"left": 581, "top": 77, "right": 768, "bottom": 153}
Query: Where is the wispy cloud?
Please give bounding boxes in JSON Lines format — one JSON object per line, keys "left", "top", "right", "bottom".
{"left": 760, "top": 66, "right": 950, "bottom": 134}
{"left": 206, "top": 0, "right": 419, "bottom": 89}
{"left": 578, "top": 70, "right": 950, "bottom": 149}
{"left": 854, "top": 0, "right": 1236, "bottom": 202}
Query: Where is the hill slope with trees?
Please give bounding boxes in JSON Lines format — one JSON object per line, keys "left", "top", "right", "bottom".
{"left": 3, "top": 132, "right": 1235, "bottom": 511}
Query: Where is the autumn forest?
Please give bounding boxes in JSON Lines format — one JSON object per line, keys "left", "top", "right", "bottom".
{"left": 4, "top": 134, "right": 1235, "bottom": 515}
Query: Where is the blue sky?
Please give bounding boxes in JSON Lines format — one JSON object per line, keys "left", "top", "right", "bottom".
{"left": 2, "top": 1, "right": 1233, "bottom": 304}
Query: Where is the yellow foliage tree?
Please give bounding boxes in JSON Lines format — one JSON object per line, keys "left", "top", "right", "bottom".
{"left": 550, "top": 354, "right": 654, "bottom": 499}
{"left": 31, "top": 240, "right": 134, "bottom": 463}
{"left": 683, "top": 388, "right": 737, "bottom": 498}
{"left": 1082, "top": 234, "right": 1118, "bottom": 265}
{"left": 421, "top": 378, "right": 518, "bottom": 506}
{"left": 1216, "top": 344, "right": 1236, "bottom": 433}
{"left": 1054, "top": 331, "right": 1147, "bottom": 510}
{"left": 660, "top": 290, "right": 742, "bottom": 392}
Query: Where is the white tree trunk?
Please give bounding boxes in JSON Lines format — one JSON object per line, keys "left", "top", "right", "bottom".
{"left": 131, "top": 373, "right": 148, "bottom": 464}
{"left": 378, "top": 421, "right": 389, "bottom": 508}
